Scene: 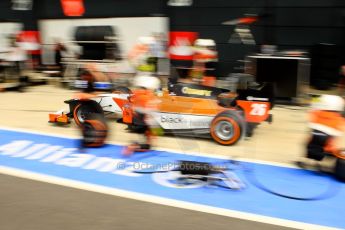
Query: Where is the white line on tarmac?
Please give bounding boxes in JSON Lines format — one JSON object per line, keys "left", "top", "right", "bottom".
{"left": 0, "top": 166, "right": 339, "bottom": 230}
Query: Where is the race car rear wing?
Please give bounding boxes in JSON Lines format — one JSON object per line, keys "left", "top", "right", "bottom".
{"left": 236, "top": 82, "right": 275, "bottom": 109}
{"left": 235, "top": 83, "right": 275, "bottom": 124}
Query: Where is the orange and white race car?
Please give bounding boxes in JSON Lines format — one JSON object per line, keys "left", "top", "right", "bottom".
{"left": 49, "top": 81, "right": 274, "bottom": 145}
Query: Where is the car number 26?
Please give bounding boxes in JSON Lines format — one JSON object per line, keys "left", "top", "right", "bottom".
{"left": 250, "top": 103, "right": 267, "bottom": 116}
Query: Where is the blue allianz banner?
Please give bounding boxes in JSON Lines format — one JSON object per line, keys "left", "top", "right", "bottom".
{"left": 0, "top": 128, "right": 344, "bottom": 229}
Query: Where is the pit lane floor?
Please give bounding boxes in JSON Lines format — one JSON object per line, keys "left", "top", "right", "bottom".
{"left": 0, "top": 85, "right": 343, "bottom": 230}
{"left": 0, "top": 173, "right": 293, "bottom": 230}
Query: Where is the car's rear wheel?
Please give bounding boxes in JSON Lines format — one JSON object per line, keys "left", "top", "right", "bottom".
{"left": 73, "top": 101, "right": 103, "bottom": 127}
{"left": 210, "top": 111, "right": 243, "bottom": 145}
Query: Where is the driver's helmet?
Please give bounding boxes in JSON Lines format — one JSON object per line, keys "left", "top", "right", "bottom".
{"left": 312, "top": 95, "right": 345, "bottom": 112}
{"left": 133, "top": 74, "right": 161, "bottom": 91}
{"left": 193, "top": 39, "right": 217, "bottom": 62}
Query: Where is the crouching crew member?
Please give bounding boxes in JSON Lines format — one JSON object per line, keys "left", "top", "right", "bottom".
{"left": 306, "top": 95, "right": 345, "bottom": 162}
{"left": 123, "top": 75, "right": 161, "bottom": 156}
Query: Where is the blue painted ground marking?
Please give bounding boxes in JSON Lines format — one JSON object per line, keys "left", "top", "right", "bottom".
{"left": 0, "top": 128, "right": 344, "bottom": 229}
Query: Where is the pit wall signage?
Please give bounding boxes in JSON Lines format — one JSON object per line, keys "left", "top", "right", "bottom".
{"left": 60, "top": 0, "right": 85, "bottom": 17}
{"left": 169, "top": 31, "right": 198, "bottom": 60}
{"left": 167, "top": 0, "right": 193, "bottom": 6}
{"left": 16, "top": 31, "right": 41, "bottom": 54}
{"left": 12, "top": 0, "right": 32, "bottom": 10}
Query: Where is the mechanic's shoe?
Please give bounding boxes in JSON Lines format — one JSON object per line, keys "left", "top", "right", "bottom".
{"left": 122, "top": 143, "right": 140, "bottom": 156}
{"left": 295, "top": 161, "right": 308, "bottom": 169}
{"left": 122, "top": 142, "right": 151, "bottom": 156}
{"left": 295, "top": 160, "right": 320, "bottom": 170}
{"left": 314, "top": 162, "right": 326, "bottom": 175}
{"left": 315, "top": 162, "right": 334, "bottom": 175}
{"left": 122, "top": 146, "right": 134, "bottom": 156}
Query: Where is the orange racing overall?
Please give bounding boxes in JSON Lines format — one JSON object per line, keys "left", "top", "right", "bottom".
{"left": 307, "top": 110, "right": 345, "bottom": 160}
{"left": 123, "top": 88, "right": 158, "bottom": 155}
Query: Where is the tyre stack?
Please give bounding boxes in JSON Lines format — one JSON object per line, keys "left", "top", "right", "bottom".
{"left": 74, "top": 26, "right": 121, "bottom": 60}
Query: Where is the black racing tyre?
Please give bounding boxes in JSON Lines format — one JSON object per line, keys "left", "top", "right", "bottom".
{"left": 335, "top": 158, "right": 345, "bottom": 181}
{"left": 82, "top": 113, "right": 108, "bottom": 148}
{"left": 210, "top": 111, "right": 244, "bottom": 145}
{"left": 75, "top": 26, "right": 114, "bottom": 43}
{"left": 73, "top": 101, "right": 103, "bottom": 127}
{"left": 112, "top": 86, "right": 132, "bottom": 94}
{"left": 80, "top": 45, "right": 107, "bottom": 60}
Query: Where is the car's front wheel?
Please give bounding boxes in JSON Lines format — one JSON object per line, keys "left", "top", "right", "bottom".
{"left": 73, "top": 101, "right": 104, "bottom": 127}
